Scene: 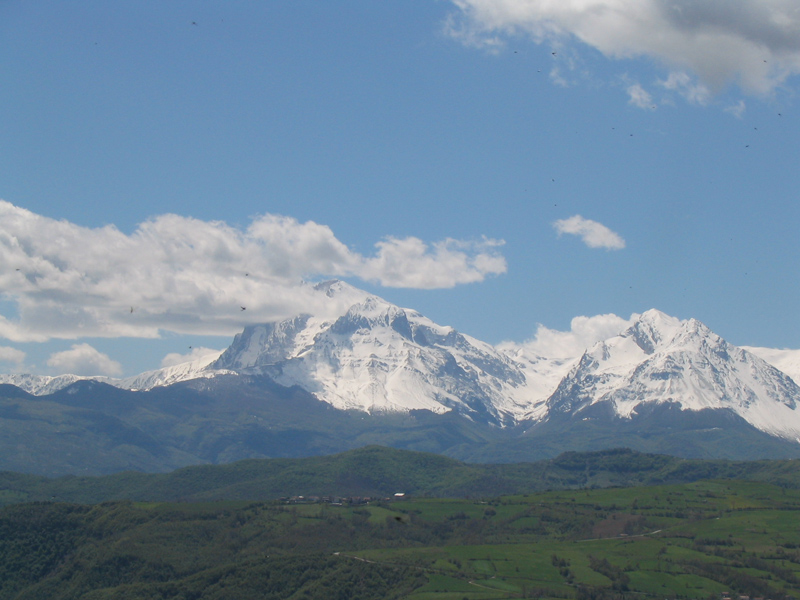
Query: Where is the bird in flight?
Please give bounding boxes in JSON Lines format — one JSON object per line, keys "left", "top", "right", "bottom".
{"left": 241, "top": 306, "right": 246, "bottom": 311}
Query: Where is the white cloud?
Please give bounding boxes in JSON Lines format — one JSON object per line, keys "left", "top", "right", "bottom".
{"left": 447, "top": 0, "right": 800, "bottom": 98}
{"left": 626, "top": 82, "right": 655, "bottom": 109}
{"left": 554, "top": 215, "right": 626, "bottom": 250}
{"left": 504, "top": 312, "right": 637, "bottom": 358}
{"left": 46, "top": 343, "right": 123, "bottom": 377}
{"left": 160, "top": 347, "right": 224, "bottom": 368}
{"left": 658, "top": 71, "right": 711, "bottom": 105}
{"left": 361, "top": 236, "right": 506, "bottom": 288}
{"left": 549, "top": 66, "right": 571, "bottom": 88}
{"left": 0, "top": 346, "right": 26, "bottom": 369}
{"left": 725, "top": 99, "right": 747, "bottom": 118}
{"left": 444, "top": 11, "right": 506, "bottom": 53}
{"left": 0, "top": 201, "right": 506, "bottom": 341}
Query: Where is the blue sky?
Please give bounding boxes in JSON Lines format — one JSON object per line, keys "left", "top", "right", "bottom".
{"left": 1, "top": 0, "right": 799, "bottom": 377}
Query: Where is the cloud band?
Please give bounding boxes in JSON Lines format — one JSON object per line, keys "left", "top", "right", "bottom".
{"left": 447, "top": 0, "right": 800, "bottom": 98}
{"left": 0, "top": 201, "right": 506, "bottom": 341}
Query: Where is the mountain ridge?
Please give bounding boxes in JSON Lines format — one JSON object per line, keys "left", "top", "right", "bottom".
{"left": 541, "top": 308, "right": 800, "bottom": 441}
{"left": 9, "top": 444, "right": 800, "bottom": 506}
{"left": 2, "top": 282, "right": 800, "bottom": 470}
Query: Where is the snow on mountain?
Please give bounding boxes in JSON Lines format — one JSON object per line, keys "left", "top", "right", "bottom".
{"left": 742, "top": 346, "right": 800, "bottom": 385}
{"left": 211, "top": 281, "right": 565, "bottom": 424}
{"left": 0, "top": 373, "right": 92, "bottom": 396}
{"left": 545, "top": 309, "right": 800, "bottom": 441}
{"left": 3, "top": 279, "right": 800, "bottom": 443}
{"left": 0, "top": 351, "right": 230, "bottom": 396}
{"left": 495, "top": 346, "right": 578, "bottom": 420}
{"left": 114, "top": 349, "right": 228, "bottom": 390}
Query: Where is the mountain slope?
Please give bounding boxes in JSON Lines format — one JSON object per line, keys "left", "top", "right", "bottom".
{"left": 211, "top": 281, "right": 566, "bottom": 425}
{"left": 0, "top": 375, "right": 509, "bottom": 476}
{"left": 2, "top": 283, "right": 800, "bottom": 470}
{"left": 542, "top": 309, "right": 800, "bottom": 441}
{"left": 743, "top": 345, "right": 800, "bottom": 384}
{"left": 0, "top": 373, "right": 90, "bottom": 396}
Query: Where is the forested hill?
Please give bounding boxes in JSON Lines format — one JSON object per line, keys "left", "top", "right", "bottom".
{"left": 5, "top": 479, "right": 800, "bottom": 599}
{"left": 3, "top": 446, "right": 800, "bottom": 506}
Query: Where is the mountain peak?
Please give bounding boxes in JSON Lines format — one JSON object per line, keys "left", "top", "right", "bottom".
{"left": 311, "top": 279, "right": 371, "bottom": 308}
{"left": 638, "top": 308, "right": 680, "bottom": 326}
{"left": 198, "top": 286, "right": 552, "bottom": 423}
{"left": 623, "top": 309, "right": 683, "bottom": 354}
{"left": 546, "top": 308, "right": 800, "bottom": 442}
{"left": 5, "top": 281, "right": 800, "bottom": 454}
{"left": 314, "top": 279, "right": 353, "bottom": 297}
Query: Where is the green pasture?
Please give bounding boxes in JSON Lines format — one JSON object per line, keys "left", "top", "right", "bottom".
{"left": 5, "top": 477, "right": 800, "bottom": 599}
{"left": 354, "top": 480, "right": 800, "bottom": 598}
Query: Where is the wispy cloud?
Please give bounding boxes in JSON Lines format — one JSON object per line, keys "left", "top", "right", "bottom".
{"left": 658, "top": 71, "right": 711, "bottom": 105}
{"left": 160, "top": 347, "right": 224, "bottom": 369}
{"left": 46, "top": 343, "right": 123, "bottom": 377}
{"left": 554, "top": 215, "right": 626, "bottom": 250}
{"left": 446, "top": 0, "right": 800, "bottom": 99}
{"left": 0, "top": 201, "right": 506, "bottom": 341}
{"left": 0, "top": 346, "right": 26, "bottom": 371}
{"left": 626, "top": 82, "right": 655, "bottom": 109}
{"left": 725, "top": 99, "right": 747, "bottom": 118}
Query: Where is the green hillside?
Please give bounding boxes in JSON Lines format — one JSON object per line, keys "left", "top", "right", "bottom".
{"left": 4, "top": 445, "right": 800, "bottom": 507}
{"left": 4, "top": 478, "right": 800, "bottom": 599}
{"left": 4, "top": 379, "right": 800, "bottom": 478}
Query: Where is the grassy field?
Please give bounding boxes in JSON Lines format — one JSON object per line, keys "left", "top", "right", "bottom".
{"left": 352, "top": 480, "right": 800, "bottom": 599}
{"left": 3, "top": 478, "right": 800, "bottom": 599}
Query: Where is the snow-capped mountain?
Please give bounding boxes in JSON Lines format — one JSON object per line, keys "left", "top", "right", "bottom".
{"left": 0, "top": 350, "right": 228, "bottom": 394}
{"left": 0, "top": 281, "right": 571, "bottom": 425}
{"left": 210, "top": 281, "right": 566, "bottom": 424}
{"left": 0, "top": 373, "right": 90, "bottom": 396}
{"left": 742, "top": 346, "right": 800, "bottom": 385}
{"left": 544, "top": 309, "right": 800, "bottom": 441}
{"left": 115, "top": 350, "right": 228, "bottom": 391}
{"left": 3, "top": 283, "right": 800, "bottom": 447}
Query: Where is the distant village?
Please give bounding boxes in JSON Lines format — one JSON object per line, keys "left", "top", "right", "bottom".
{"left": 280, "top": 492, "right": 406, "bottom": 505}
